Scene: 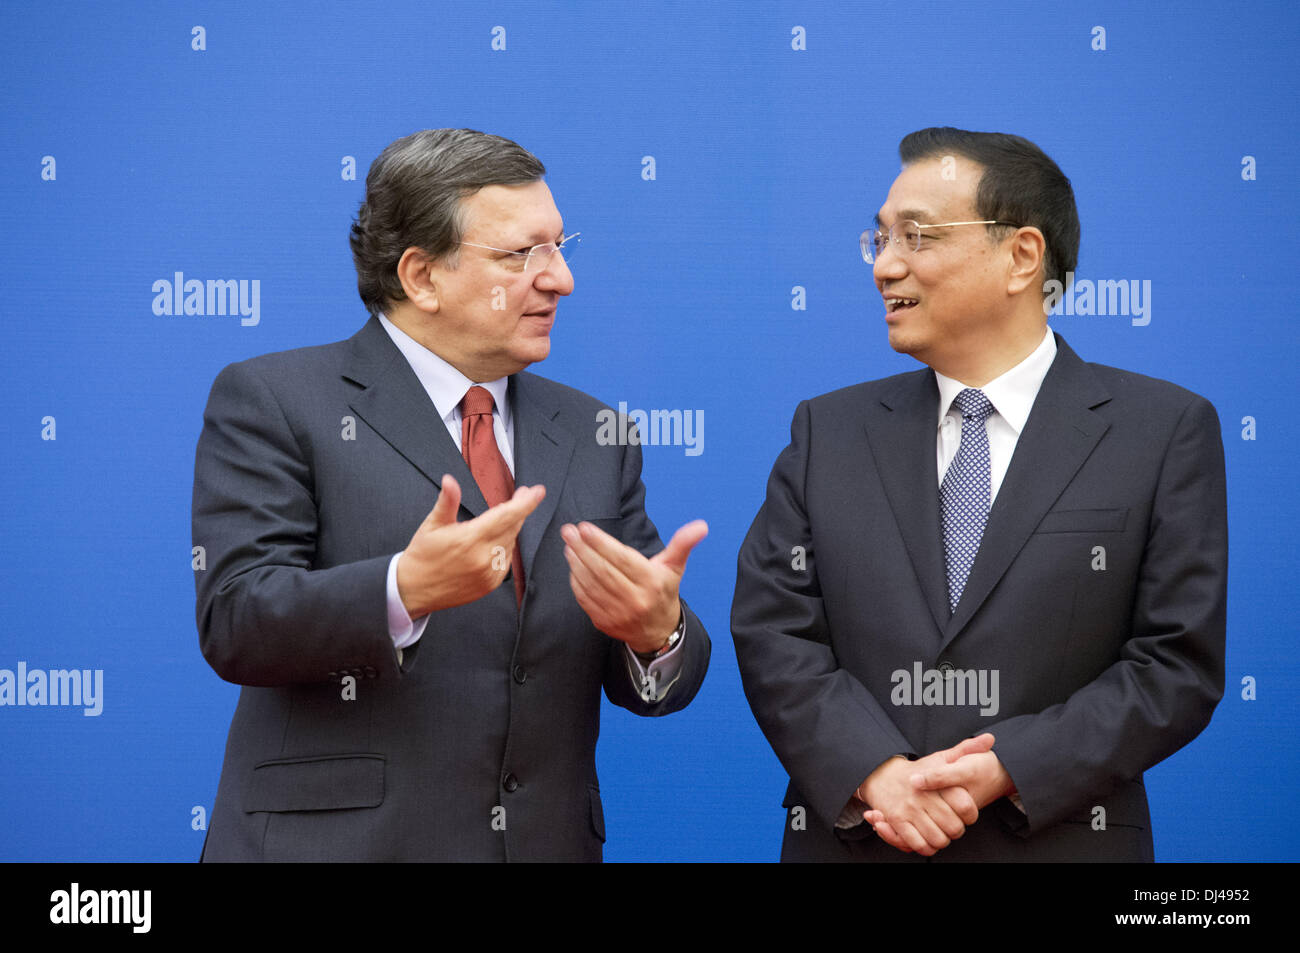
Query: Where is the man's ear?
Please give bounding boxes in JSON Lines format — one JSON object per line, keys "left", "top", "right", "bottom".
{"left": 396, "top": 247, "right": 440, "bottom": 313}
{"left": 1005, "top": 226, "right": 1046, "bottom": 297}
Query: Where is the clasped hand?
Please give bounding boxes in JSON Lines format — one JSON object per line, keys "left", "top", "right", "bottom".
{"left": 857, "top": 732, "right": 1014, "bottom": 856}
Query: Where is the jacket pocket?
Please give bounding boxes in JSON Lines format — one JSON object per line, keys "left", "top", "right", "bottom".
{"left": 245, "top": 753, "right": 385, "bottom": 812}
{"left": 1034, "top": 507, "right": 1127, "bottom": 534}
{"left": 1060, "top": 777, "right": 1150, "bottom": 829}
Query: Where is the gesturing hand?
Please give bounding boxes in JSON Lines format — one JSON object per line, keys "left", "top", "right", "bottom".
{"left": 560, "top": 519, "right": 708, "bottom": 655}
{"left": 396, "top": 474, "right": 546, "bottom": 617}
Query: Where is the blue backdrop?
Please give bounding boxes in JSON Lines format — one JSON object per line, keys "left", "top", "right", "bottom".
{"left": 2, "top": 0, "right": 1296, "bottom": 862}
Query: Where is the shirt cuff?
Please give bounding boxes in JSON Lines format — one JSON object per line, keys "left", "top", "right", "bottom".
{"left": 623, "top": 622, "right": 686, "bottom": 704}
{"left": 387, "top": 553, "right": 429, "bottom": 651}
{"left": 835, "top": 796, "right": 870, "bottom": 830}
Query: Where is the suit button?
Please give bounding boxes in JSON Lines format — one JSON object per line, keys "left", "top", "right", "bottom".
{"left": 502, "top": 773, "right": 519, "bottom": 793}
{"left": 512, "top": 665, "right": 527, "bottom": 685}
{"left": 364, "top": 666, "right": 377, "bottom": 679}
{"left": 937, "top": 660, "right": 955, "bottom": 678}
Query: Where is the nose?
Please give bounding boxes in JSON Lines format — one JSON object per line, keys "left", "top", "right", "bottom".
{"left": 535, "top": 249, "right": 574, "bottom": 295}
{"left": 872, "top": 238, "right": 907, "bottom": 287}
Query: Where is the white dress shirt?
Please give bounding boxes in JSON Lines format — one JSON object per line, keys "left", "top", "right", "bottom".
{"left": 377, "top": 314, "right": 684, "bottom": 701}
{"left": 934, "top": 328, "right": 1058, "bottom": 501}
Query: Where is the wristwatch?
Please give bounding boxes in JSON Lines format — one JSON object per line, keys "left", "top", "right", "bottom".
{"left": 634, "top": 606, "right": 685, "bottom": 663}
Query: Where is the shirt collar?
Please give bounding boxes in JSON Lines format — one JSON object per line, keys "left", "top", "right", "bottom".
{"left": 934, "top": 327, "right": 1057, "bottom": 435}
{"left": 377, "top": 313, "right": 511, "bottom": 429}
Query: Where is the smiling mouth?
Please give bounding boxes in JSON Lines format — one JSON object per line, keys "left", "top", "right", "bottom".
{"left": 885, "top": 297, "right": 918, "bottom": 314}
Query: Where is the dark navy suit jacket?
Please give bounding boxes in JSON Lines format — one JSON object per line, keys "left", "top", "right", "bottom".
{"left": 731, "top": 335, "right": 1226, "bottom": 861}
{"left": 193, "top": 316, "right": 709, "bottom": 861}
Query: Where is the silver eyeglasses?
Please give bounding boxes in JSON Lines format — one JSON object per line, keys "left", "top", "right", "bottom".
{"left": 459, "top": 232, "right": 581, "bottom": 273}
{"left": 860, "top": 220, "right": 1020, "bottom": 264}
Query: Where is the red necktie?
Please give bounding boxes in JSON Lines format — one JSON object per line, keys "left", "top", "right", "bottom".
{"left": 459, "top": 386, "right": 524, "bottom": 604}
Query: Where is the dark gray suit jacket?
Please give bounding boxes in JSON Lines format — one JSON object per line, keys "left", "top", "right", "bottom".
{"left": 193, "top": 316, "right": 709, "bottom": 861}
{"left": 731, "top": 335, "right": 1226, "bottom": 861}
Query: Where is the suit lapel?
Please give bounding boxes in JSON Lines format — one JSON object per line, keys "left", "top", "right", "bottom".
{"left": 341, "top": 316, "right": 491, "bottom": 517}
{"left": 940, "top": 335, "right": 1112, "bottom": 648}
{"left": 508, "top": 373, "right": 574, "bottom": 583}
{"left": 867, "top": 370, "right": 952, "bottom": 636}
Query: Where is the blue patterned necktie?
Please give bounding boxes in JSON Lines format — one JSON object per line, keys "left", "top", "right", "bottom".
{"left": 940, "top": 388, "right": 995, "bottom": 613}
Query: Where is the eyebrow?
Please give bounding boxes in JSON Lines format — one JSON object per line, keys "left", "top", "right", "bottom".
{"left": 518, "top": 225, "right": 566, "bottom": 246}
{"left": 874, "top": 208, "right": 937, "bottom": 227}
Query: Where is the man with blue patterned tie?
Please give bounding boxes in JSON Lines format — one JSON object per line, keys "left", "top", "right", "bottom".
{"left": 731, "top": 128, "right": 1227, "bottom": 862}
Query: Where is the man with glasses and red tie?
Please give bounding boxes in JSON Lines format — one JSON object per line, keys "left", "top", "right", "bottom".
{"left": 732, "top": 127, "right": 1227, "bottom": 862}
{"left": 193, "top": 129, "right": 710, "bottom": 862}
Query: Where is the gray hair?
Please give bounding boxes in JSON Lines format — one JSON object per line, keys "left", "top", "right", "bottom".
{"left": 349, "top": 129, "right": 546, "bottom": 315}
